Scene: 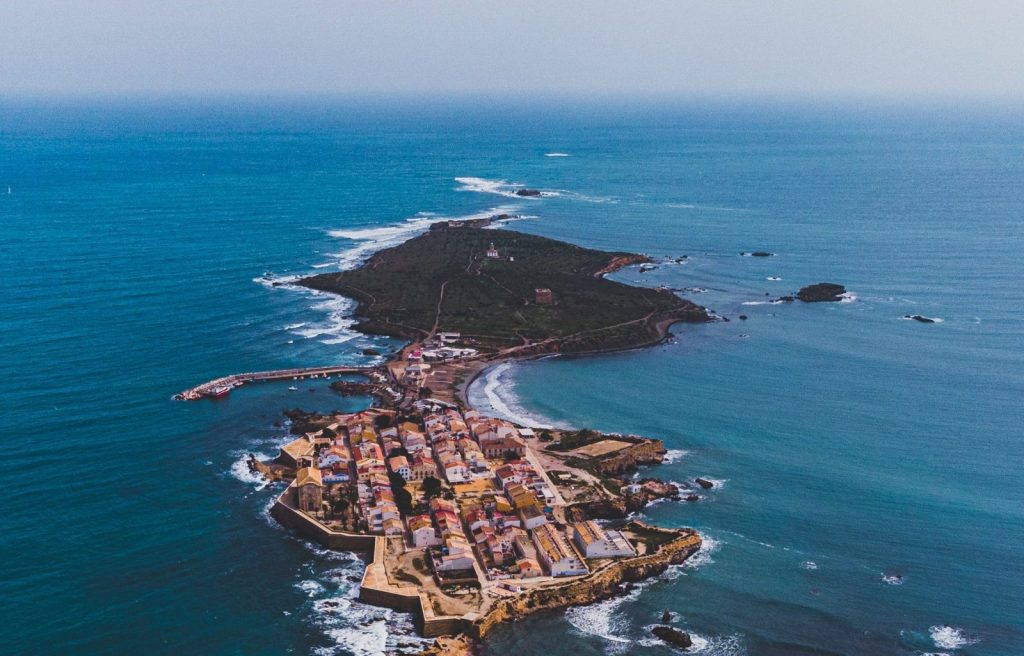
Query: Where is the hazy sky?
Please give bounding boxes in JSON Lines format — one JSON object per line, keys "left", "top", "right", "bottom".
{"left": 3, "top": 1, "right": 1023, "bottom": 98}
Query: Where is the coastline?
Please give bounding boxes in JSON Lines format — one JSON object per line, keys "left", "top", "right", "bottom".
{"left": 187, "top": 225, "right": 711, "bottom": 654}
{"left": 457, "top": 314, "right": 690, "bottom": 412}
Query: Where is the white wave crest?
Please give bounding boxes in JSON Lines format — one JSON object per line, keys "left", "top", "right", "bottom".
{"left": 688, "top": 633, "right": 747, "bottom": 655}
{"left": 327, "top": 206, "right": 519, "bottom": 271}
{"left": 929, "top": 625, "right": 979, "bottom": 650}
{"left": 455, "top": 176, "right": 529, "bottom": 198}
{"left": 565, "top": 586, "right": 642, "bottom": 649}
{"left": 296, "top": 579, "right": 325, "bottom": 597}
{"left": 684, "top": 534, "right": 722, "bottom": 570}
{"left": 881, "top": 573, "right": 905, "bottom": 585}
{"left": 228, "top": 453, "right": 270, "bottom": 490}
{"left": 800, "top": 560, "right": 819, "bottom": 570}
{"left": 662, "top": 449, "right": 689, "bottom": 464}
{"left": 838, "top": 292, "right": 857, "bottom": 303}
{"left": 545, "top": 152, "right": 570, "bottom": 157}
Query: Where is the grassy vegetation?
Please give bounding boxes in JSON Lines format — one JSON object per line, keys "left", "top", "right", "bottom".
{"left": 549, "top": 428, "right": 603, "bottom": 452}
{"left": 626, "top": 522, "right": 680, "bottom": 553}
{"left": 299, "top": 227, "right": 708, "bottom": 351}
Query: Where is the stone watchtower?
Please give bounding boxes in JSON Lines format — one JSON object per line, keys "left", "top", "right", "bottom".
{"left": 535, "top": 288, "right": 554, "bottom": 304}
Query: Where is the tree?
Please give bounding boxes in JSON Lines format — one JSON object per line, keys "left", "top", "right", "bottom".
{"left": 419, "top": 386, "right": 433, "bottom": 399}
{"left": 422, "top": 475, "right": 443, "bottom": 499}
{"left": 389, "top": 471, "right": 413, "bottom": 515}
{"left": 389, "top": 446, "right": 411, "bottom": 459}
{"left": 394, "top": 486, "right": 413, "bottom": 515}
{"left": 539, "top": 431, "right": 554, "bottom": 442}
{"left": 332, "top": 498, "right": 350, "bottom": 514}
{"left": 374, "top": 414, "right": 392, "bottom": 430}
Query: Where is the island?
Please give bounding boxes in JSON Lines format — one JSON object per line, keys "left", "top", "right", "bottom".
{"left": 181, "top": 222, "right": 712, "bottom": 655}
{"left": 298, "top": 222, "right": 710, "bottom": 356}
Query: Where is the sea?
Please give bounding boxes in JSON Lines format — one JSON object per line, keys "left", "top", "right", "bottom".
{"left": 1, "top": 98, "right": 1021, "bottom": 656}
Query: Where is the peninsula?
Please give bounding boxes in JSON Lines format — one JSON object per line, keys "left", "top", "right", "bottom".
{"left": 183, "top": 222, "right": 712, "bottom": 655}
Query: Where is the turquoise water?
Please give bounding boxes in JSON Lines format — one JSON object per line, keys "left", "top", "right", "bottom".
{"left": 1, "top": 99, "right": 1021, "bottom": 655}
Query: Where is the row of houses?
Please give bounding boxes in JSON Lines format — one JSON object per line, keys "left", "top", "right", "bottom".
{"left": 426, "top": 498, "right": 476, "bottom": 572}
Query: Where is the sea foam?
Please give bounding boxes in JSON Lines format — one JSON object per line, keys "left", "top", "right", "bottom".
{"left": 471, "top": 361, "right": 567, "bottom": 429}
{"left": 929, "top": 625, "right": 979, "bottom": 650}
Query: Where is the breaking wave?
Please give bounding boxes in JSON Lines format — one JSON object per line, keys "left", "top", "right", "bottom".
{"left": 929, "top": 625, "right": 979, "bottom": 650}
{"left": 545, "top": 152, "right": 570, "bottom": 157}
{"left": 662, "top": 449, "right": 689, "bottom": 464}
{"left": 468, "top": 361, "right": 567, "bottom": 429}
{"left": 326, "top": 206, "right": 520, "bottom": 271}
{"left": 684, "top": 534, "right": 722, "bottom": 570}
{"left": 565, "top": 591, "right": 638, "bottom": 648}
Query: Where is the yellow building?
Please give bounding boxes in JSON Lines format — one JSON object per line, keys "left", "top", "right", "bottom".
{"left": 295, "top": 467, "right": 323, "bottom": 513}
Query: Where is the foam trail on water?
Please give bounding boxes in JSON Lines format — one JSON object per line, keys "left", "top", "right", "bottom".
{"left": 326, "top": 206, "right": 519, "bottom": 271}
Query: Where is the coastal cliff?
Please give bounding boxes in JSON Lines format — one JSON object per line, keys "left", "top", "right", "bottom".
{"left": 593, "top": 439, "right": 667, "bottom": 475}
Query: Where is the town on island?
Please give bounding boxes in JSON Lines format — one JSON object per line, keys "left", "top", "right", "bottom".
{"left": 177, "top": 217, "right": 848, "bottom": 655}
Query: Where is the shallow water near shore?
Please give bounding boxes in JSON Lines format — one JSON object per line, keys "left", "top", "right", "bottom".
{"left": 1, "top": 98, "right": 1022, "bottom": 655}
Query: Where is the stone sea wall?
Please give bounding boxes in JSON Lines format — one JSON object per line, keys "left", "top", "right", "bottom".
{"left": 468, "top": 525, "right": 701, "bottom": 640}
{"left": 270, "top": 491, "right": 377, "bottom": 552}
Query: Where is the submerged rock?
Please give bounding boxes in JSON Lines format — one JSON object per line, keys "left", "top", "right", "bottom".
{"left": 742, "top": 251, "right": 774, "bottom": 257}
{"left": 662, "top": 609, "right": 673, "bottom": 623}
{"left": 796, "top": 283, "right": 846, "bottom": 302}
{"left": 515, "top": 188, "right": 542, "bottom": 197}
{"left": 695, "top": 477, "right": 714, "bottom": 489}
{"left": 904, "top": 314, "right": 936, "bottom": 323}
{"left": 652, "top": 625, "right": 693, "bottom": 649}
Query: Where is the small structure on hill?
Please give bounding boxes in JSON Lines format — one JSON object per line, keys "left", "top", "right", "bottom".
{"left": 535, "top": 288, "right": 554, "bottom": 305}
{"left": 486, "top": 242, "right": 500, "bottom": 258}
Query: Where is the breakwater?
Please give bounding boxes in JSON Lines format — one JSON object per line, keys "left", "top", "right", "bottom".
{"left": 174, "top": 365, "right": 373, "bottom": 400}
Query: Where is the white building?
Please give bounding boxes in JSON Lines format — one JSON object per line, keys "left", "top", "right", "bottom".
{"left": 572, "top": 520, "right": 637, "bottom": 559}
{"left": 532, "top": 523, "right": 588, "bottom": 577}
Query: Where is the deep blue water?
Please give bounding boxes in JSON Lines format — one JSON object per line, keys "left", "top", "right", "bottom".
{"left": 1, "top": 99, "right": 1021, "bottom": 655}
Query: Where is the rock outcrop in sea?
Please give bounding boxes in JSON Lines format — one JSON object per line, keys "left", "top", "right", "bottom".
{"left": 652, "top": 625, "right": 693, "bottom": 649}
{"left": 796, "top": 282, "right": 847, "bottom": 302}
